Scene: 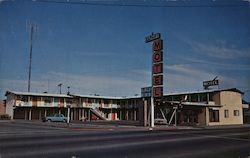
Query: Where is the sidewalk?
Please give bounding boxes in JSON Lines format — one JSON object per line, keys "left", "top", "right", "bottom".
{"left": 2, "top": 119, "right": 249, "bottom": 131}
{"left": 201, "top": 124, "right": 250, "bottom": 129}
{"left": 3, "top": 119, "right": 200, "bottom": 131}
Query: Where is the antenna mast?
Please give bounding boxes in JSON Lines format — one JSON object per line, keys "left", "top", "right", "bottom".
{"left": 27, "top": 21, "right": 38, "bottom": 92}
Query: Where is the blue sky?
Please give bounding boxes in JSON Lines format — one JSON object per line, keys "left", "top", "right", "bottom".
{"left": 0, "top": 0, "right": 250, "bottom": 100}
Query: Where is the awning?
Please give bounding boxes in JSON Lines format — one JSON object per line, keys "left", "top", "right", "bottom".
{"left": 161, "top": 101, "right": 222, "bottom": 107}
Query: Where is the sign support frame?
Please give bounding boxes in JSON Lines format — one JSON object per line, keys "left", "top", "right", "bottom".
{"left": 145, "top": 32, "right": 164, "bottom": 129}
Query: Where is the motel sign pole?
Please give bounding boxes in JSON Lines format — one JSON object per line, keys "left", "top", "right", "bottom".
{"left": 150, "top": 93, "right": 154, "bottom": 128}
{"left": 145, "top": 33, "right": 164, "bottom": 128}
{"left": 67, "top": 104, "right": 70, "bottom": 127}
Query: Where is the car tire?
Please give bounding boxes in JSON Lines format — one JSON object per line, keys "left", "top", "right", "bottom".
{"left": 47, "top": 119, "right": 51, "bottom": 122}
{"left": 63, "top": 119, "right": 66, "bottom": 123}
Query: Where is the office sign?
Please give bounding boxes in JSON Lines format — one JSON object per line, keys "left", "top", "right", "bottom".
{"left": 141, "top": 87, "right": 152, "bottom": 97}
{"left": 145, "top": 33, "right": 161, "bottom": 43}
{"left": 203, "top": 79, "right": 219, "bottom": 89}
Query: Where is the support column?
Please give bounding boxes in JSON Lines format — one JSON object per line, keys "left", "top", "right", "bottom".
{"left": 39, "top": 109, "right": 42, "bottom": 120}
{"left": 70, "top": 108, "right": 74, "bottom": 121}
{"left": 207, "top": 93, "right": 210, "bottom": 102}
{"left": 126, "top": 110, "right": 129, "bottom": 121}
{"left": 84, "top": 109, "right": 87, "bottom": 119}
{"left": 29, "top": 108, "right": 32, "bottom": 120}
{"left": 175, "top": 108, "right": 177, "bottom": 126}
{"left": 79, "top": 109, "right": 81, "bottom": 120}
{"left": 88, "top": 109, "right": 91, "bottom": 121}
{"left": 44, "top": 109, "right": 47, "bottom": 117}
{"left": 119, "top": 109, "right": 122, "bottom": 120}
{"left": 144, "top": 99, "right": 147, "bottom": 126}
{"left": 25, "top": 109, "right": 27, "bottom": 120}
{"left": 134, "top": 109, "right": 137, "bottom": 121}
{"left": 82, "top": 109, "right": 85, "bottom": 121}
{"left": 150, "top": 96, "right": 154, "bottom": 128}
{"left": 205, "top": 107, "right": 209, "bottom": 126}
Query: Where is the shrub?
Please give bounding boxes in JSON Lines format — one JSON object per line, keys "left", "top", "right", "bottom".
{"left": 0, "top": 114, "right": 11, "bottom": 120}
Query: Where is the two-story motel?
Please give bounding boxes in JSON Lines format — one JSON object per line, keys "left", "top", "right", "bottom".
{"left": 5, "top": 88, "right": 244, "bottom": 126}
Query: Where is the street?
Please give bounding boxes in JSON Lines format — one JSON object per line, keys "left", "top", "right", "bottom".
{"left": 0, "top": 121, "right": 249, "bottom": 158}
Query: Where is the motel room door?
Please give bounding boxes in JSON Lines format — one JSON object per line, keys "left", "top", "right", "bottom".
{"left": 112, "top": 112, "right": 116, "bottom": 120}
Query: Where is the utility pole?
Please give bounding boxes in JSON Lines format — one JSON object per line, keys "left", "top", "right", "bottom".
{"left": 27, "top": 22, "right": 37, "bottom": 92}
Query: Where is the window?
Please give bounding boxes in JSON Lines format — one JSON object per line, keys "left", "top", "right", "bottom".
{"left": 66, "top": 98, "right": 72, "bottom": 104}
{"left": 87, "top": 98, "right": 92, "bottom": 104}
{"left": 209, "top": 109, "right": 219, "bottom": 122}
{"left": 224, "top": 110, "right": 229, "bottom": 118}
{"left": 173, "top": 95, "right": 181, "bottom": 101}
{"left": 44, "top": 97, "right": 52, "bottom": 103}
{"left": 234, "top": 110, "right": 240, "bottom": 116}
{"left": 128, "top": 100, "right": 131, "bottom": 105}
{"left": 104, "top": 99, "right": 109, "bottom": 105}
{"left": 191, "top": 94, "right": 198, "bottom": 102}
{"left": 117, "top": 100, "right": 120, "bottom": 106}
{"left": 209, "top": 93, "right": 214, "bottom": 101}
{"left": 200, "top": 94, "right": 207, "bottom": 102}
{"left": 121, "top": 100, "right": 125, "bottom": 106}
{"left": 96, "top": 99, "right": 101, "bottom": 104}
{"left": 21, "top": 96, "right": 28, "bottom": 102}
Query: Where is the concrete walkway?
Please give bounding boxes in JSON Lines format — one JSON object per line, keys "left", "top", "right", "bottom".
{"left": 2, "top": 120, "right": 249, "bottom": 131}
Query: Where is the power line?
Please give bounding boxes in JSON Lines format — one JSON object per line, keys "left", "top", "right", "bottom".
{"left": 36, "top": 0, "right": 248, "bottom": 8}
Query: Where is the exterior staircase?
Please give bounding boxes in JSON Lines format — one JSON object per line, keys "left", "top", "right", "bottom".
{"left": 90, "top": 108, "right": 108, "bottom": 120}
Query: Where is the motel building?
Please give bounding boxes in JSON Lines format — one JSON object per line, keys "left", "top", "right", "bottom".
{"left": 5, "top": 91, "right": 141, "bottom": 122}
{"left": 5, "top": 88, "right": 244, "bottom": 126}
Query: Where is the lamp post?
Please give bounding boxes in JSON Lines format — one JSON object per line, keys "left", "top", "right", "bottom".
{"left": 67, "top": 86, "right": 70, "bottom": 95}
{"left": 58, "top": 83, "right": 62, "bottom": 94}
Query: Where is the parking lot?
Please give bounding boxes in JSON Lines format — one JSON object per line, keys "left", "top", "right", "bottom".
{"left": 0, "top": 120, "right": 249, "bottom": 158}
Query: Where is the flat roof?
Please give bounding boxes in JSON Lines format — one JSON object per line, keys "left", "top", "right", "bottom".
{"left": 71, "top": 94, "right": 141, "bottom": 100}
{"left": 165, "top": 88, "right": 243, "bottom": 96}
{"left": 5, "top": 88, "right": 243, "bottom": 100}
{"left": 5, "top": 91, "right": 72, "bottom": 98}
{"left": 163, "top": 101, "right": 222, "bottom": 107}
{"left": 5, "top": 91, "right": 141, "bottom": 100}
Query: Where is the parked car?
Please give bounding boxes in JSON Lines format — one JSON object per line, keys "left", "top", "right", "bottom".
{"left": 42, "top": 114, "right": 67, "bottom": 122}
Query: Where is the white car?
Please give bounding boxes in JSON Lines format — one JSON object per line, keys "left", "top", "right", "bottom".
{"left": 43, "top": 114, "right": 67, "bottom": 122}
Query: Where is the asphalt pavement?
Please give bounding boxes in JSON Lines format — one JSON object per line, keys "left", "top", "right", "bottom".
{"left": 0, "top": 120, "right": 249, "bottom": 158}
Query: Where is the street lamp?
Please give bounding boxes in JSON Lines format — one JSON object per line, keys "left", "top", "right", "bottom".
{"left": 67, "top": 86, "right": 70, "bottom": 95}
{"left": 58, "top": 83, "right": 62, "bottom": 94}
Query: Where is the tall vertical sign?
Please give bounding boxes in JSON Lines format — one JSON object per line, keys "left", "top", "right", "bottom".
{"left": 152, "top": 39, "right": 164, "bottom": 98}
{"left": 145, "top": 33, "right": 164, "bottom": 128}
